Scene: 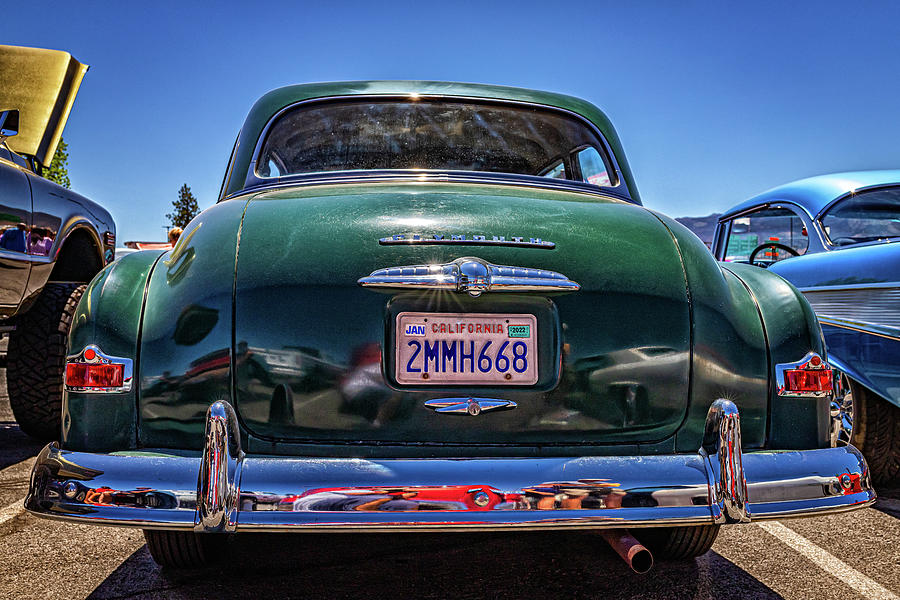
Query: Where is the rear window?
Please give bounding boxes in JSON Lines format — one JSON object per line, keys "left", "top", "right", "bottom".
{"left": 256, "top": 99, "right": 614, "bottom": 187}
{"left": 820, "top": 186, "right": 900, "bottom": 246}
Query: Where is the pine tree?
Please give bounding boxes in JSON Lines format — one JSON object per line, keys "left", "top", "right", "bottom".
{"left": 44, "top": 137, "right": 71, "bottom": 188}
{"left": 167, "top": 184, "right": 200, "bottom": 228}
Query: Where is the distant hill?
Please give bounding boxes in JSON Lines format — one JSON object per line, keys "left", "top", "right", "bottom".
{"left": 675, "top": 213, "right": 721, "bottom": 246}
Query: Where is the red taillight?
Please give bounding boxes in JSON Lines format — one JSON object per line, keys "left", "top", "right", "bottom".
{"left": 66, "top": 362, "right": 124, "bottom": 389}
{"left": 784, "top": 368, "right": 833, "bottom": 393}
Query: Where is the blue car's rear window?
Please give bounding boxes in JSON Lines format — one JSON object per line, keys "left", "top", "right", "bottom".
{"left": 256, "top": 99, "right": 614, "bottom": 186}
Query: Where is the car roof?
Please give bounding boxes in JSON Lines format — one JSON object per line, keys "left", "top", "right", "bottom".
{"left": 223, "top": 81, "right": 640, "bottom": 201}
{"left": 720, "top": 170, "right": 900, "bottom": 220}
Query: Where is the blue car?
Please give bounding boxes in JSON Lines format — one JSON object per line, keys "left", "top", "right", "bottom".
{"left": 713, "top": 170, "right": 900, "bottom": 484}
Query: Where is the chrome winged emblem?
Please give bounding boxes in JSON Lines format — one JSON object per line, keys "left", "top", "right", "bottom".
{"left": 424, "top": 398, "right": 517, "bottom": 415}
{"left": 358, "top": 257, "right": 580, "bottom": 297}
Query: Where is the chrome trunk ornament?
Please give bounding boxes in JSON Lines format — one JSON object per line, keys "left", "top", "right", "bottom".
{"left": 358, "top": 257, "right": 580, "bottom": 296}
{"left": 424, "top": 398, "right": 517, "bottom": 415}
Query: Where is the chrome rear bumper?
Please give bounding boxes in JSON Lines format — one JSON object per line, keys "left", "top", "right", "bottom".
{"left": 25, "top": 399, "right": 874, "bottom": 532}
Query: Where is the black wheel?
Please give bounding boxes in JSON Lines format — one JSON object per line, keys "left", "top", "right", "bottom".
{"left": 143, "top": 530, "right": 227, "bottom": 568}
{"left": 850, "top": 381, "right": 900, "bottom": 485}
{"left": 8, "top": 283, "right": 86, "bottom": 440}
{"left": 634, "top": 525, "right": 720, "bottom": 560}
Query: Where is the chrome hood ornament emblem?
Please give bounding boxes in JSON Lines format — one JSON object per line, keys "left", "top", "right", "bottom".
{"left": 424, "top": 398, "right": 516, "bottom": 415}
{"left": 358, "top": 257, "right": 580, "bottom": 297}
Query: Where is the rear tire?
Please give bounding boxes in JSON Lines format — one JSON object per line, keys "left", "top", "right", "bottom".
{"left": 634, "top": 525, "right": 720, "bottom": 560}
{"left": 8, "top": 283, "right": 86, "bottom": 440}
{"left": 143, "top": 530, "right": 226, "bottom": 568}
{"left": 850, "top": 381, "right": 900, "bottom": 485}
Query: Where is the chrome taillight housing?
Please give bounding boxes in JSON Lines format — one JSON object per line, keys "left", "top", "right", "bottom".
{"left": 65, "top": 345, "right": 133, "bottom": 393}
{"left": 775, "top": 351, "right": 833, "bottom": 398}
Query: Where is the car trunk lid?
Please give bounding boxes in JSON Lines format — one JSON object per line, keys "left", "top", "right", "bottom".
{"left": 233, "top": 181, "right": 690, "bottom": 446}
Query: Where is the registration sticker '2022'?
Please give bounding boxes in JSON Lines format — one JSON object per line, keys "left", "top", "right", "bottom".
{"left": 508, "top": 325, "right": 530, "bottom": 338}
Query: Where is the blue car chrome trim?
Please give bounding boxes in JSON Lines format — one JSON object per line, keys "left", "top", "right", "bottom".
{"left": 25, "top": 399, "right": 874, "bottom": 532}
{"left": 801, "top": 286, "right": 900, "bottom": 333}
{"left": 424, "top": 397, "right": 517, "bottom": 415}
{"left": 817, "top": 316, "right": 900, "bottom": 343}
{"left": 379, "top": 233, "right": 555, "bottom": 249}
{"left": 358, "top": 256, "right": 580, "bottom": 297}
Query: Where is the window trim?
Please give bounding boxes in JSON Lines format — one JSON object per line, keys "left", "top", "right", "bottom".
{"left": 572, "top": 144, "right": 613, "bottom": 187}
{"left": 0, "top": 142, "right": 34, "bottom": 173}
{"left": 712, "top": 219, "right": 731, "bottom": 260}
{"left": 217, "top": 134, "right": 240, "bottom": 202}
{"left": 537, "top": 158, "right": 567, "bottom": 180}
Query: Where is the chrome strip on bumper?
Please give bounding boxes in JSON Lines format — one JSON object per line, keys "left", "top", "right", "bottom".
{"left": 25, "top": 400, "right": 875, "bottom": 532}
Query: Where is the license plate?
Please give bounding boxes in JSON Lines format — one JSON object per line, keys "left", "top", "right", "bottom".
{"left": 395, "top": 312, "right": 538, "bottom": 385}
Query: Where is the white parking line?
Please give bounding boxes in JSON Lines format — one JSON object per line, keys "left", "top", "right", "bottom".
{"left": 0, "top": 456, "right": 36, "bottom": 477}
{"left": 0, "top": 498, "right": 24, "bottom": 528}
{"left": 0, "top": 457, "right": 35, "bottom": 528}
{"left": 758, "top": 521, "right": 898, "bottom": 600}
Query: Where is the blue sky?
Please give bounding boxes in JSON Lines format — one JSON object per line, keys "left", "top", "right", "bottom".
{"left": 8, "top": 1, "right": 900, "bottom": 243}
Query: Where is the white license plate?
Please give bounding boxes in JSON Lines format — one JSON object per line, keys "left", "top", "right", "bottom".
{"left": 395, "top": 312, "right": 538, "bottom": 385}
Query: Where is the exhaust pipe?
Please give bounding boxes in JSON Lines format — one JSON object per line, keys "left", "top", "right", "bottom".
{"left": 600, "top": 530, "right": 654, "bottom": 574}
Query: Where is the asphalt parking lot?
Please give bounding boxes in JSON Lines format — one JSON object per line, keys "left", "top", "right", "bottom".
{"left": 0, "top": 369, "right": 898, "bottom": 600}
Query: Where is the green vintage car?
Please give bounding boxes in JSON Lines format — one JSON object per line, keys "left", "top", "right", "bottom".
{"left": 26, "top": 82, "right": 873, "bottom": 572}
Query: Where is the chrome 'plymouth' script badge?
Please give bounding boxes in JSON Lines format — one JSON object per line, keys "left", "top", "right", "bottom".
{"left": 380, "top": 234, "right": 555, "bottom": 249}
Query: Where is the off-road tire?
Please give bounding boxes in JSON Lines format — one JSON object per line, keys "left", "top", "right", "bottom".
{"left": 634, "top": 525, "right": 720, "bottom": 560}
{"left": 143, "top": 530, "right": 226, "bottom": 568}
{"left": 8, "top": 283, "right": 86, "bottom": 440}
{"left": 850, "top": 381, "right": 900, "bottom": 485}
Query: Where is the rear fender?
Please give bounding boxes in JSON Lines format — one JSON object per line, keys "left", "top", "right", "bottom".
{"left": 721, "top": 262, "right": 831, "bottom": 449}
{"left": 652, "top": 215, "right": 769, "bottom": 452}
{"left": 63, "top": 250, "right": 163, "bottom": 451}
{"left": 137, "top": 199, "right": 249, "bottom": 450}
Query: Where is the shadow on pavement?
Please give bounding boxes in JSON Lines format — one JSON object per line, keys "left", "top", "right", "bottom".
{"left": 0, "top": 368, "right": 44, "bottom": 470}
{"left": 874, "top": 485, "right": 900, "bottom": 519}
{"left": 0, "top": 419, "right": 42, "bottom": 470}
{"left": 89, "top": 531, "right": 785, "bottom": 599}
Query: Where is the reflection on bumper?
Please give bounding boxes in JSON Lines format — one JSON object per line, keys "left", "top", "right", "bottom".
{"left": 25, "top": 399, "right": 874, "bottom": 532}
